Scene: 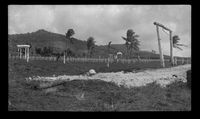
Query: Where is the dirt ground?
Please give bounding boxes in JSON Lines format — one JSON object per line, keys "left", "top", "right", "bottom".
{"left": 26, "top": 64, "right": 190, "bottom": 88}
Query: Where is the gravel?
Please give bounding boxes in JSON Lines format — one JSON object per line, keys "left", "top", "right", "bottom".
{"left": 26, "top": 64, "right": 191, "bottom": 88}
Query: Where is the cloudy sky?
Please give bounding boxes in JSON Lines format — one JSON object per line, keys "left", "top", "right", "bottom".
{"left": 8, "top": 5, "right": 191, "bottom": 57}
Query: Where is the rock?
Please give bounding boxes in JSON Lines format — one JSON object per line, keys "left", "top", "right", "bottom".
{"left": 88, "top": 69, "right": 96, "bottom": 75}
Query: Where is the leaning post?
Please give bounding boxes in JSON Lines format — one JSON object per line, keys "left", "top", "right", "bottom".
{"left": 154, "top": 24, "right": 165, "bottom": 68}
{"left": 169, "top": 31, "right": 174, "bottom": 66}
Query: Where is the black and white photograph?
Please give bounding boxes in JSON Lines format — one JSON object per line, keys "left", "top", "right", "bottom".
{"left": 8, "top": 5, "right": 191, "bottom": 111}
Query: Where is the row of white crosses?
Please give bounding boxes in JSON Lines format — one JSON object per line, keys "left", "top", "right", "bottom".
{"left": 17, "top": 45, "right": 30, "bottom": 62}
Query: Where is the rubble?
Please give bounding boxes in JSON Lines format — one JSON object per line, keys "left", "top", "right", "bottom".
{"left": 25, "top": 64, "right": 191, "bottom": 88}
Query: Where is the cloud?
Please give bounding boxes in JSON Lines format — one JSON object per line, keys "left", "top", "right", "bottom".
{"left": 8, "top": 5, "right": 55, "bottom": 33}
{"left": 8, "top": 5, "right": 191, "bottom": 57}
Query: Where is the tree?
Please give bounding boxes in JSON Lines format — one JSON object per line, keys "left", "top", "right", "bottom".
{"left": 66, "top": 48, "right": 75, "bottom": 57}
{"left": 66, "top": 29, "right": 75, "bottom": 44}
{"left": 65, "top": 29, "right": 75, "bottom": 58}
{"left": 87, "top": 37, "right": 95, "bottom": 57}
{"left": 107, "top": 41, "right": 112, "bottom": 54}
{"left": 122, "top": 29, "right": 140, "bottom": 58}
{"left": 35, "top": 47, "right": 42, "bottom": 55}
{"left": 172, "top": 35, "right": 187, "bottom": 50}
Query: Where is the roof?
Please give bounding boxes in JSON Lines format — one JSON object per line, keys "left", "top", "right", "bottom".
{"left": 117, "top": 52, "right": 123, "bottom": 55}
{"left": 17, "top": 45, "right": 30, "bottom": 48}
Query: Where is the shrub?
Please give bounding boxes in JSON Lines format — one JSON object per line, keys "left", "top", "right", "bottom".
{"left": 186, "top": 70, "right": 191, "bottom": 89}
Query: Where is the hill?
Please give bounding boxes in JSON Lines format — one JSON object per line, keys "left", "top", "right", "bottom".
{"left": 9, "top": 29, "right": 88, "bottom": 56}
{"left": 9, "top": 29, "right": 169, "bottom": 59}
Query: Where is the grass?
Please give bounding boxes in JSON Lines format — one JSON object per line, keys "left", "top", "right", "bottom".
{"left": 8, "top": 59, "right": 191, "bottom": 111}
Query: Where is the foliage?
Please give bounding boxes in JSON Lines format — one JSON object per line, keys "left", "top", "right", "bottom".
{"left": 87, "top": 37, "right": 96, "bottom": 57}
{"left": 122, "top": 29, "right": 140, "bottom": 58}
{"left": 35, "top": 46, "right": 54, "bottom": 56}
{"left": 172, "top": 35, "right": 187, "bottom": 51}
{"left": 9, "top": 29, "right": 168, "bottom": 59}
{"left": 107, "top": 41, "right": 112, "bottom": 54}
{"left": 9, "top": 59, "right": 191, "bottom": 111}
{"left": 66, "top": 48, "right": 76, "bottom": 57}
{"left": 65, "top": 29, "right": 75, "bottom": 40}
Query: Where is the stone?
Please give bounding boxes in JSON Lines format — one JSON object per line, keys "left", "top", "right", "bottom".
{"left": 88, "top": 69, "right": 96, "bottom": 75}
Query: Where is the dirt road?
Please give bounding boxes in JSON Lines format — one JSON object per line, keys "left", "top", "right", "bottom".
{"left": 26, "top": 64, "right": 191, "bottom": 88}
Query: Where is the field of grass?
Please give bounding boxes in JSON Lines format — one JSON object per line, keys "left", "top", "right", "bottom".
{"left": 8, "top": 59, "right": 191, "bottom": 111}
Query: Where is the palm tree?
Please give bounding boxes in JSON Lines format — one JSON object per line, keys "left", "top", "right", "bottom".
{"left": 66, "top": 29, "right": 75, "bottom": 41}
{"left": 65, "top": 29, "right": 75, "bottom": 57}
{"left": 107, "top": 41, "right": 112, "bottom": 54}
{"left": 172, "top": 35, "right": 187, "bottom": 50}
{"left": 87, "top": 37, "right": 95, "bottom": 57}
{"left": 122, "top": 29, "right": 140, "bottom": 58}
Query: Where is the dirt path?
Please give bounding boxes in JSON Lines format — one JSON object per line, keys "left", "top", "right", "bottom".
{"left": 26, "top": 64, "right": 191, "bottom": 88}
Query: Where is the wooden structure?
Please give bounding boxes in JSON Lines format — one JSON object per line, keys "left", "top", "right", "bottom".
{"left": 154, "top": 22, "right": 174, "bottom": 67}
{"left": 17, "top": 45, "right": 30, "bottom": 62}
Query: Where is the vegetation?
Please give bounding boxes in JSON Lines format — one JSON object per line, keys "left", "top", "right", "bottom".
{"left": 9, "top": 29, "right": 190, "bottom": 60}
{"left": 65, "top": 28, "right": 75, "bottom": 49}
{"left": 8, "top": 29, "right": 169, "bottom": 59}
{"left": 35, "top": 46, "right": 54, "bottom": 56}
{"left": 173, "top": 35, "right": 187, "bottom": 51}
{"left": 107, "top": 41, "right": 112, "bottom": 54}
{"left": 122, "top": 29, "right": 140, "bottom": 58}
{"left": 8, "top": 59, "right": 191, "bottom": 111}
{"left": 8, "top": 23, "right": 191, "bottom": 111}
{"left": 86, "top": 37, "right": 96, "bottom": 57}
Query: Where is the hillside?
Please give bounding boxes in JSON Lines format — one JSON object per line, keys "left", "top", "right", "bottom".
{"left": 8, "top": 29, "right": 88, "bottom": 55}
{"left": 9, "top": 29, "right": 169, "bottom": 59}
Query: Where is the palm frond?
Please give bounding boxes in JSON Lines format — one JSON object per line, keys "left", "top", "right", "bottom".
{"left": 176, "top": 43, "right": 188, "bottom": 47}
{"left": 108, "top": 41, "right": 112, "bottom": 48}
{"left": 122, "top": 36, "right": 127, "bottom": 41}
{"left": 133, "top": 34, "right": 139, "bottom": 38}
{"left": 174, "top": 45, "right": 183, "bottom": 50}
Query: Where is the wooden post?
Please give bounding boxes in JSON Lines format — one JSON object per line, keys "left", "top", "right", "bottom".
{"left": 169, "top": 31, "right": 174, "bottom": 66}
{"left": 174, "top": 57, "right": 177, "bottom": 65}
{"left": 63, "top": 52, "right": 66, "bottom": 64}
{"left": 27, "top": 47, "right": 29, "bottom": 62}
{"left": 155, "top": 25, "right": 165, "bottom": 68}
{"left": 17, "top": 48, "right": 19, "bottom": 57}
{"left": 107, "top": 58, "right": 110, "bottom": 68}
{"left": 19, "top": 48, "right": 22, "bottom": 59}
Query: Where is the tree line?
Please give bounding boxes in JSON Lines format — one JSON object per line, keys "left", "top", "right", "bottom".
{"left": 31, "top": 28, "right": 185, "bottom": 60}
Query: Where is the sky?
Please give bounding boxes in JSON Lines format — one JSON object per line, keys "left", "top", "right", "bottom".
{"left": 8, "top": 5, "right": 191, "bottom": 57}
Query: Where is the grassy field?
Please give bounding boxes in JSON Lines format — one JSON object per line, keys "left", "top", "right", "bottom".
{"left": 8, "top": 59, "right": 191, "bottom": 111}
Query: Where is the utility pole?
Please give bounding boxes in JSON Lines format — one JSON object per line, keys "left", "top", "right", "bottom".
{"left": 169, "top": 30, "right": 174, "bottom": 66}
{"left": 155, "top": 24, "right": 165, "bottom": 67}
{"left": 64, "top": 50, "right": 66, "bottom": 64}
{"left": 153, "top": 22, "right": 174, "bottom": 66}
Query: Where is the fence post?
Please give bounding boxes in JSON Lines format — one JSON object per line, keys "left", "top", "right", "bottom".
{"left": 182, "top": 58, "right": 184, "bottom": 65}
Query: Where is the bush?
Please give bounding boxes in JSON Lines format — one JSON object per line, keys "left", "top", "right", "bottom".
{"left": 186, "top": 70, "right": 191, "bottom": 89}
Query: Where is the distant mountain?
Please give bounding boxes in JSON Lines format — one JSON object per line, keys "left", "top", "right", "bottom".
{"left": 8, "top": 29, "right": 88, "bottom": 56}
{"left": 8, "top": 29, "right": 170, "bottom": 59}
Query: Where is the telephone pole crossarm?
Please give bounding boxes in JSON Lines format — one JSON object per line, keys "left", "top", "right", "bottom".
{"left": 153, "top": 22, "right": 172, "bottom": 32}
